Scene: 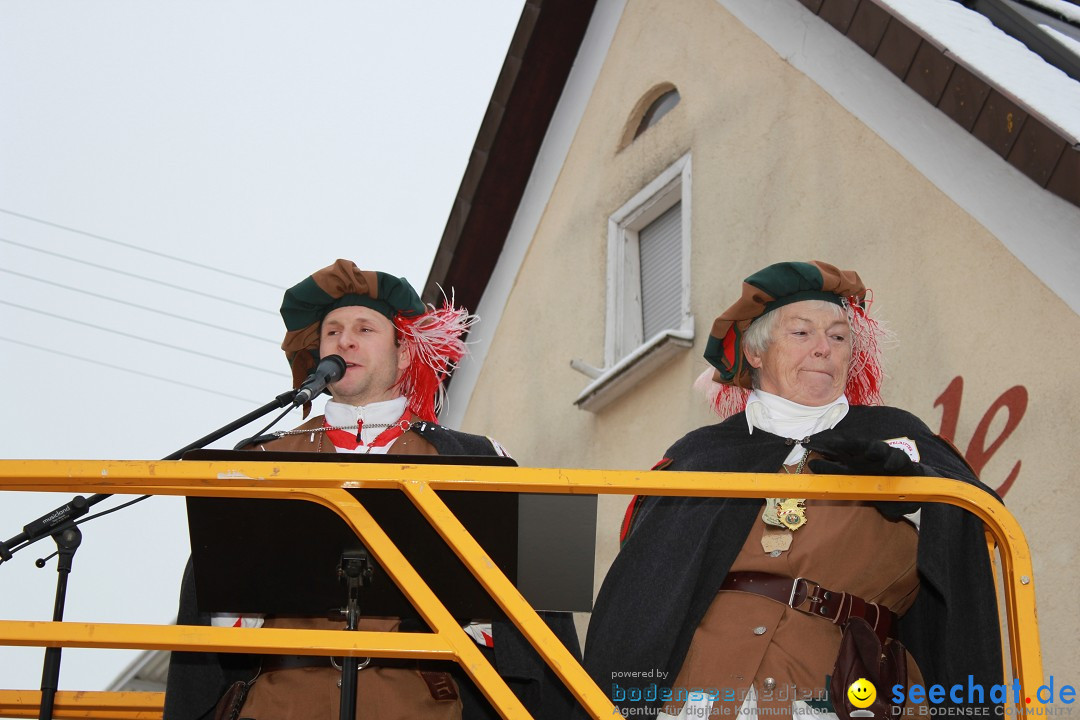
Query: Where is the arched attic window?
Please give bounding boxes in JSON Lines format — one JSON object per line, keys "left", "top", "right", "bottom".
{"left": 619, "top": 83, "right": 681, "bottom": 150}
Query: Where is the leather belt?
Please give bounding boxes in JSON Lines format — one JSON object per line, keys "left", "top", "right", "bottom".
{"left": 720, "top": 571, "right": 898, "bottom": 642}
{"left": 259, "top": 655, "right": 459, "bottom": 701}
{"left": 261, "top": 654, "right": 417, "bottom": 673}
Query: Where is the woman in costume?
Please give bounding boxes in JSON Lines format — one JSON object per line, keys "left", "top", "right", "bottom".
{"left": 582, "top": 261, "right": 1002, "bottom": 720}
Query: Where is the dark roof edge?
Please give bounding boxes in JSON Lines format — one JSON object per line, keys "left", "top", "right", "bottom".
{"left": 423, "top": 0, "right": 598, "bottom": 309}
{"left": 799, "top": 0, "right": 1080, "bottom": 209}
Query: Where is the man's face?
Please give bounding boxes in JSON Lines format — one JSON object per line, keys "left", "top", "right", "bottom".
{"left": 318, "top": 305, "right": 409, "bottom": 406}
{"left": 744, "top": 301, "right": 852, "bottom": 406}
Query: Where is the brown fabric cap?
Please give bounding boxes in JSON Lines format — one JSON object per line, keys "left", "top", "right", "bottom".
{"left": 707, "top": 261, "right": 866, "bottom": 389}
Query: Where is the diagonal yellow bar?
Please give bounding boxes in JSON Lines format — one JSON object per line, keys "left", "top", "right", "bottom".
{"left": 399, "top": 479, "right": 612, "bottom": 714}
{"left": 0, "top": 460, "right": 1042, "bottom": 720}
{"left": 303, "top": 487, "right": 534, "bottom": 718}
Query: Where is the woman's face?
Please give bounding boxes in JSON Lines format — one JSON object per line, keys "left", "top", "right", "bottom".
{"left": 744, "top": 301, "right": 852, "bottom": 406}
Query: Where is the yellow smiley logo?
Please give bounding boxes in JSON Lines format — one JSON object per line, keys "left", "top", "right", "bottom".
{"left": 847, "top": 678, "right": 877, "bottom": 709}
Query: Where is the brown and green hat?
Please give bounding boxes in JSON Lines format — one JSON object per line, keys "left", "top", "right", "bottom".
{"left": 703, "top": 260, "right": 866, "bottom": 389}
{"left": 280, "top": 259, "right": 426, "bottom": 392}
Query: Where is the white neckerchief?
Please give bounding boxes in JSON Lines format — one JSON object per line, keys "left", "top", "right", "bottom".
{"left": 324, "top": 396, "right": 408, "bottom": 454}
{"left": 745, "top": 390, "right": 849, "bottom": 464}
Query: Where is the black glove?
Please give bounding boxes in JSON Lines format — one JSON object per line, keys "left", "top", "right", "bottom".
{"left": 806, "top": 429, "right": 918, "bottom": 477}
{"left": 806, "top": 430, "right": 922, "bottom": 518}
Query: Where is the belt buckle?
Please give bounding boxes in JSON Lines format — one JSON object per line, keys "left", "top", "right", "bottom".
{"left": 330, "top": 656, "right": 371, "bottom": 672}
{"left": 788, "top": 577, "right": 820, "bottom": 611}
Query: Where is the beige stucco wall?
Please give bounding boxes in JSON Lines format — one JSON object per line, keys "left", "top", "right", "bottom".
{"left": 459, "top": 0, "right": 1079, "bottom": 678}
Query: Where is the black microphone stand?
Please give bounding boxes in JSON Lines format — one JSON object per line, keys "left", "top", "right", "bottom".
{"left": 0, "top": 387, "right": 302, "bottom": 720}
{"left": 338, "top": 550, "right": 374, "bottom": 720}
{"left": 37, "top": 526, "right": 81, "bottom": 720}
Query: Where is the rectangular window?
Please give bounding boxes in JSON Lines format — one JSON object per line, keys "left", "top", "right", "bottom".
{"left": 572, "top": 154, "right": 693, "bottom": 411}
{"left": 605, "top": 153, "right": 692, "bottom": 365}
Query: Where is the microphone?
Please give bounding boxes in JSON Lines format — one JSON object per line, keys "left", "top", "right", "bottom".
{"left": 292, "top": 355, "right": 346, "bottom": 407}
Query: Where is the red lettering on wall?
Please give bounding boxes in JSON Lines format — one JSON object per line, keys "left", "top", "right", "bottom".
{"left": 933, "top": 376, "right": 964, "bottom": 444}
{"left": 933, "top": 377, "right": 1027, "bottom": 498}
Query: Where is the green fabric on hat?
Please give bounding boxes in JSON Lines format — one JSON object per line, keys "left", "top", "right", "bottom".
{"left": 281, "top": 269, "right": 424, "bottom": 331}
{"left": 280, "top": 276, "right": 335, "bottom": 331}
{"left": 371, "top": 270, "right": 427, "bottom": 318}
{"left": 325, "top": 293, "right": 396, "bottom": 321}
{"left": 745, "top": 262, "right": 842, "bottom": 313}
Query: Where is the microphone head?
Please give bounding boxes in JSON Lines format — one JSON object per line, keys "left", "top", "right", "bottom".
{"left": 320, "top": 354, "right": 347, "bottom": 381}
{"left": 291, "top": 354, "right": 348, "bottom": 407}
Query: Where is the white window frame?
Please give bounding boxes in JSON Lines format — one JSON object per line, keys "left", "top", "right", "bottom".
{"left": 572, "top": 153, "right": 694, "bottom": 412}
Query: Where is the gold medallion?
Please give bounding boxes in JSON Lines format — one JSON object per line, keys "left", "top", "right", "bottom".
{"left": 776, "top": 498, "right": 807, "bottom": 531}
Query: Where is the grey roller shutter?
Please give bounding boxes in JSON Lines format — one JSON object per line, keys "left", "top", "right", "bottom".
{"left": 639, "top": 202, "right": 682, "bottom": 340}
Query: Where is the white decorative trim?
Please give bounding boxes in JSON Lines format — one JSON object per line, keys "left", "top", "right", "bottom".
{"left": 565, "top": 152, "right": 697, "bottom": 413}
{"left": 604, "top": 152, "right": 693, "bottom": 367}
{"left": 573, "top": 321, "right": 695, "bottom": 412}
{"left": 439, "top": 0, "right": 629, "bottom": 429}
{"left": 106, "top": 647, "right": 170, "bottom": 691}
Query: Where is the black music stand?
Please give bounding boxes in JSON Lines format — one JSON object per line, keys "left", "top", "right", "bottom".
{"left": 182, "top": 450, "right": 595, "bottom": 719}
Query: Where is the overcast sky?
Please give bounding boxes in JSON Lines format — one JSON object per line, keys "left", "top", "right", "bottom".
{"left": 0, "top": 0, "right": 524, "bottom": 694}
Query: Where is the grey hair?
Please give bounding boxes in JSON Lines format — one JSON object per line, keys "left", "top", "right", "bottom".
{"left": 742, "top": 300, "right": 849, "bottom": 389}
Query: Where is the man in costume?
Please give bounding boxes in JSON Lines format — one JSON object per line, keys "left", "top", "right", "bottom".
{"left": 164, "top": 259, "right": 578, "bottom": 720}
{"left": 582, "top": 261, "right": 1003, "bottom": 720}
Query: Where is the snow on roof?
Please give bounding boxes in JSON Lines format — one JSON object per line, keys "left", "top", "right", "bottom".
{"left": 1022, "top": 0, "right": 1080, "bottom": 25}
{"left": 1045, "top": 24, "right": 1080, "bottom": 57}
{"left": 878, "top": 0, "right": 1080, "bottom": 142}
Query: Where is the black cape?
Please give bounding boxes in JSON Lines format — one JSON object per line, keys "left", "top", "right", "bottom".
{"left": 582, "top": 406, "right": 1003, "bottom": 718}
{"left": 163, "top": 423, "right": 581, "bottom": 720}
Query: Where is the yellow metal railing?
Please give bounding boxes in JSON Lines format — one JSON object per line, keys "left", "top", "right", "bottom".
{"left": 0, "top": 459, "right": 1042, "bottom": 719}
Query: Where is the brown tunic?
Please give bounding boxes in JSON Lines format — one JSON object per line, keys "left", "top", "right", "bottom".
{"left": 239, "top": 414, "right": 458, "bottom": 720}
{"left": 665, "top": 460, "right": 924, "bottom": 717}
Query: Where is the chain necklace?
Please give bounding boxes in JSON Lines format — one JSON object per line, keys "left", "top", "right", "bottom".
{"left": 272, "top": 422, "right": 394, "bottom": 437}
{"left": 781, "top": 447, "right": 811, "bottom": 475}
{"left": 763, "top": 437, "right": 811, "bottom": 533}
